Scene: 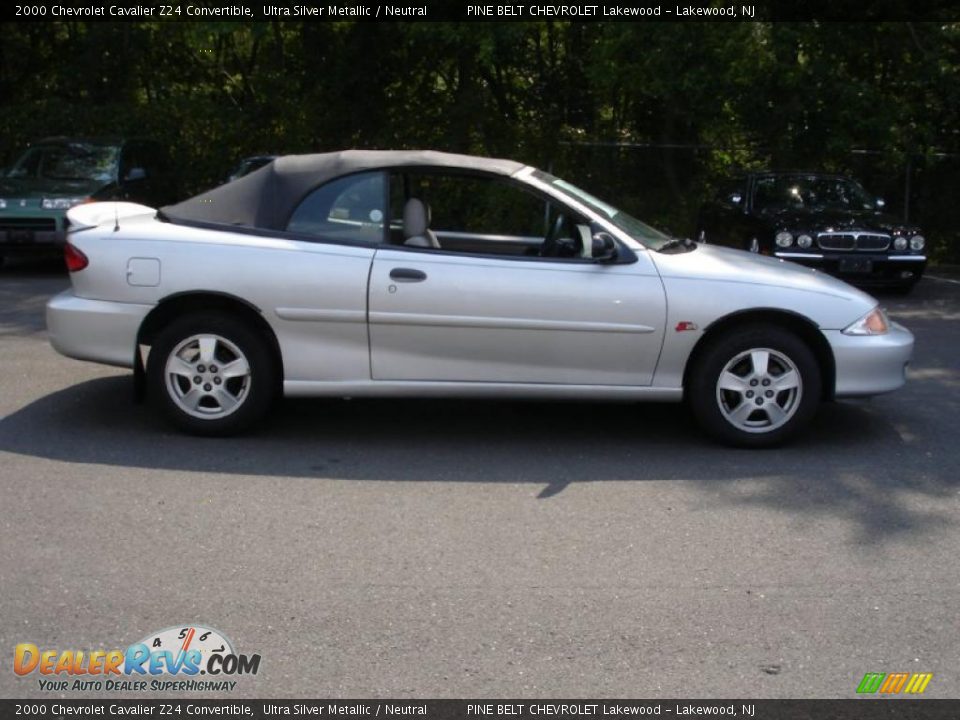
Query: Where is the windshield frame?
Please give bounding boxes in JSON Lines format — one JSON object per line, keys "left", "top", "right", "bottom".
{"left": 528, "top": 169, "right": 673, "bottom": 251}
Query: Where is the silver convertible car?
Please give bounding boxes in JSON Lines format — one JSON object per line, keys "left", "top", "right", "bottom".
{"left": 46, "top": 150, "right": 914, "bottom": 447}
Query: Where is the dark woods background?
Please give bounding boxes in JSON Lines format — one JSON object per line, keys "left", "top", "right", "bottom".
{"left": 1, "top": 21, "right": 958, "bottom": 260}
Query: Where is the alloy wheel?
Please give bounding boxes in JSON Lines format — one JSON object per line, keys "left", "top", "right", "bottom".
{"left": 164, "top": 333, "right": 252, "bottom": 420}
{"left": 715, "top": 347, "right": 803, "bottom": 434}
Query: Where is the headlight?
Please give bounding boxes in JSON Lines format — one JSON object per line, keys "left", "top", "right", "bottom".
{"left": 910, "top": 235, "right": 925, "bottom": 251}
{"left": 796, "top": 234, "right": 813, "bottom": 248}
{"left": 41, "top": 197, "right": 88, "bottom": 210}
{"left": 0, "top": 199, "right": 6, "bottom": 209}
{"left": 893, "top": 236, "right": 908, "bottom": 251}
{"left": 843, "top": 307, "right": 890, "bottom": 336}
{"left": 775, "top": 231, "right": 793, "bottom": 248}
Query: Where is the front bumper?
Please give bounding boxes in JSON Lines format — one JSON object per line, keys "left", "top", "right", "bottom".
{"left": 775, "top": 251, "right": 927, "bottom": 286}
{"left": 47, "top": 290, "right": 152, "bottom": 368}
{"left": 825, "top": 321, "right": 914, "bottom": 398}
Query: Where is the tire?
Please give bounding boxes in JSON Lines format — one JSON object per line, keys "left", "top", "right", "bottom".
{"left": 687, "top": 325, "right": 821, "bottom": 448}
{"left": 147, "top": 313, "right": 277, "bottom": 436}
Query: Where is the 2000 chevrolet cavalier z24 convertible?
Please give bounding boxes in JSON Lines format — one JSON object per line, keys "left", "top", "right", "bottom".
{"left": 46, "top": 150, "right": 914, "bottom": 447}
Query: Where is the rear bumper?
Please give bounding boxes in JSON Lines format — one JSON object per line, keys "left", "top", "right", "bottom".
{"left": 775, "top": 252, "right": 927, "bottom": 286}
{"left": 825, "top": 322, "right": 914, "bottom": 397}
{"left": 46, "top": 290, "right": 151, "bottom": 368}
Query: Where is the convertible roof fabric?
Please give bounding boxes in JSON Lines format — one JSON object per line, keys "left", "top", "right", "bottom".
{"left": 160, "top": 149, "right": 526, "bottom": 231}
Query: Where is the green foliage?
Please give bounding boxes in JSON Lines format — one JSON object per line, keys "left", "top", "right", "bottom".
{"left": 1, "top": 20, "right": 957, "bottom": 260}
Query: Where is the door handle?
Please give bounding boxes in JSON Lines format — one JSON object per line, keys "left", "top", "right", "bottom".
{"left": 389, "top": 268, "right": 427, "bottom": 282}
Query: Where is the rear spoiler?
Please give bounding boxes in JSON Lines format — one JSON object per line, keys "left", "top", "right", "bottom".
{"left": 66, "top": 202, "right": 156, "bottom": 232}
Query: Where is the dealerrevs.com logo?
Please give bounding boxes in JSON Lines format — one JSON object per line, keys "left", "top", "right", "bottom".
{"left": 14, "top": 625, "right": 260, "bottom": 692}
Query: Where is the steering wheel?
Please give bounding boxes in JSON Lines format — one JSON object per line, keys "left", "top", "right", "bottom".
{"left": 541, "top": 214, "right": 567, "bottom": 257}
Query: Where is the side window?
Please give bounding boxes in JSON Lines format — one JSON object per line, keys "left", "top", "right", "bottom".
{"left": 287, "top": 171, "right": 386, "bottom": 243}
{"left": 426, "top": 175, "right": 546, "bottom": 237}
{"left": 390, "top": 172, "right": 590, "bottom": 259}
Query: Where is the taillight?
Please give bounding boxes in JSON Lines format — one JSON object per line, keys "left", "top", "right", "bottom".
{"left": 64, "top": 242, "right": 89, "bottom": 272}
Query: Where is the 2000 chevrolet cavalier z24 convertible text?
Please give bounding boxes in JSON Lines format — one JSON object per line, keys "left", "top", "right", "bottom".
{"left": 46, "top": 150, "right": 914, "bottom": 447}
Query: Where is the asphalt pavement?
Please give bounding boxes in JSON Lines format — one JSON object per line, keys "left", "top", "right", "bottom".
{"left": 1, "top": 260, "right": 958, "bottom": 699}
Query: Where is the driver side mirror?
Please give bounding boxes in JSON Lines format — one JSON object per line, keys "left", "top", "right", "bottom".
{"left": 124, "top": 167, "right": 147, "bottom": 182}
{"left": 591, "top": 232, "right": 619, "bottom": 264}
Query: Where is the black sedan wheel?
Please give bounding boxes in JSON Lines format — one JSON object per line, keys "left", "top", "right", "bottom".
{"left": 688, "top": 325, "right": 821, "bottom": 447}
{"left": 147, "top": 313, "right": 277, "bottom": 436}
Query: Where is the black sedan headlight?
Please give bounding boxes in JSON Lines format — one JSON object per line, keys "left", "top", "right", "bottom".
{"left": 775, "top": 231, "right": 793, "bottom": 248}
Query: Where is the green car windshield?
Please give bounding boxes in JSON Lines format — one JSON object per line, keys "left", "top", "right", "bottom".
{"left": 532, "top": 169, "right": 672, "bottom": 250}
{"left": 6, "top": 142, "right": 120, "bottom": 183}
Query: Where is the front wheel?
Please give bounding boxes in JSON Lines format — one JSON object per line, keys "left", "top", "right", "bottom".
{"left": 687, "top": 325, "right": 821, "bottom": 447}
{"left": 147, "top": 313, "right": 277, "bottom": 436}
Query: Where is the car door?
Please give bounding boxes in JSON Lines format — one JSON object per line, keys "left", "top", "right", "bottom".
{"left": 368, "top": 172, "right": 666, "bottom": 386}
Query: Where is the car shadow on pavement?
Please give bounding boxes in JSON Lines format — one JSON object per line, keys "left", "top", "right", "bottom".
{"left": 1, "top": 373, "right": 955, "bottom": 544}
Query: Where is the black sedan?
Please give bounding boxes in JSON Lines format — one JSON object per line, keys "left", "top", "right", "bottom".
{"left": 696, "top": 172, "right": 927, "bottom": 292}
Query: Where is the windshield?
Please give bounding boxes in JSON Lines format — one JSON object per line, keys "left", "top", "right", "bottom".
{"left": 532, "top": 169, "right": 672, "bottom": 250}
{"left": 752, "top": 174, "right": 877, "bottom": 213}
{"left": 6, "top": 142, "right": 120, "bottom": 183}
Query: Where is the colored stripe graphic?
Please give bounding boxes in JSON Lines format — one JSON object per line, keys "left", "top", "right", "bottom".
{"left": 856, "top": 673, "right": 885, "bottom": 694}
{"left": 904, "top": 673, "right": 934, "bottom": 694}
{"left": 856, "top": 672, "right": 933, "bottom": 694}
{"left": 880, "top": 672, "right": 910, "bottom": 693}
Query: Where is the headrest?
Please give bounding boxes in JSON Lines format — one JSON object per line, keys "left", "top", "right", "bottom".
{"left": 403, "top": 198, "right": 430, "bottom": 237}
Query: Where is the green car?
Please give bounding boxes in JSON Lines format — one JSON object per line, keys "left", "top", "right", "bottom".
{"left": 0, "top": 137, "right": 176, "bottom": 264}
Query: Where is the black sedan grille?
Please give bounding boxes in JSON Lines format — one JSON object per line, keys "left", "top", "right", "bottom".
{"left": 817, "top": 232, "right": 890, "bottom": 252}
{"left": 0, "top": 217, "right": 57, "bottom": 232}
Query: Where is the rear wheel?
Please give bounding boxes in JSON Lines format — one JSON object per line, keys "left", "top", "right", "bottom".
{"left": 147, "top": 313, "right": 277, "bottom": 436}
{"left": 687, "top": 325, "right": 821, "bottom": 447}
